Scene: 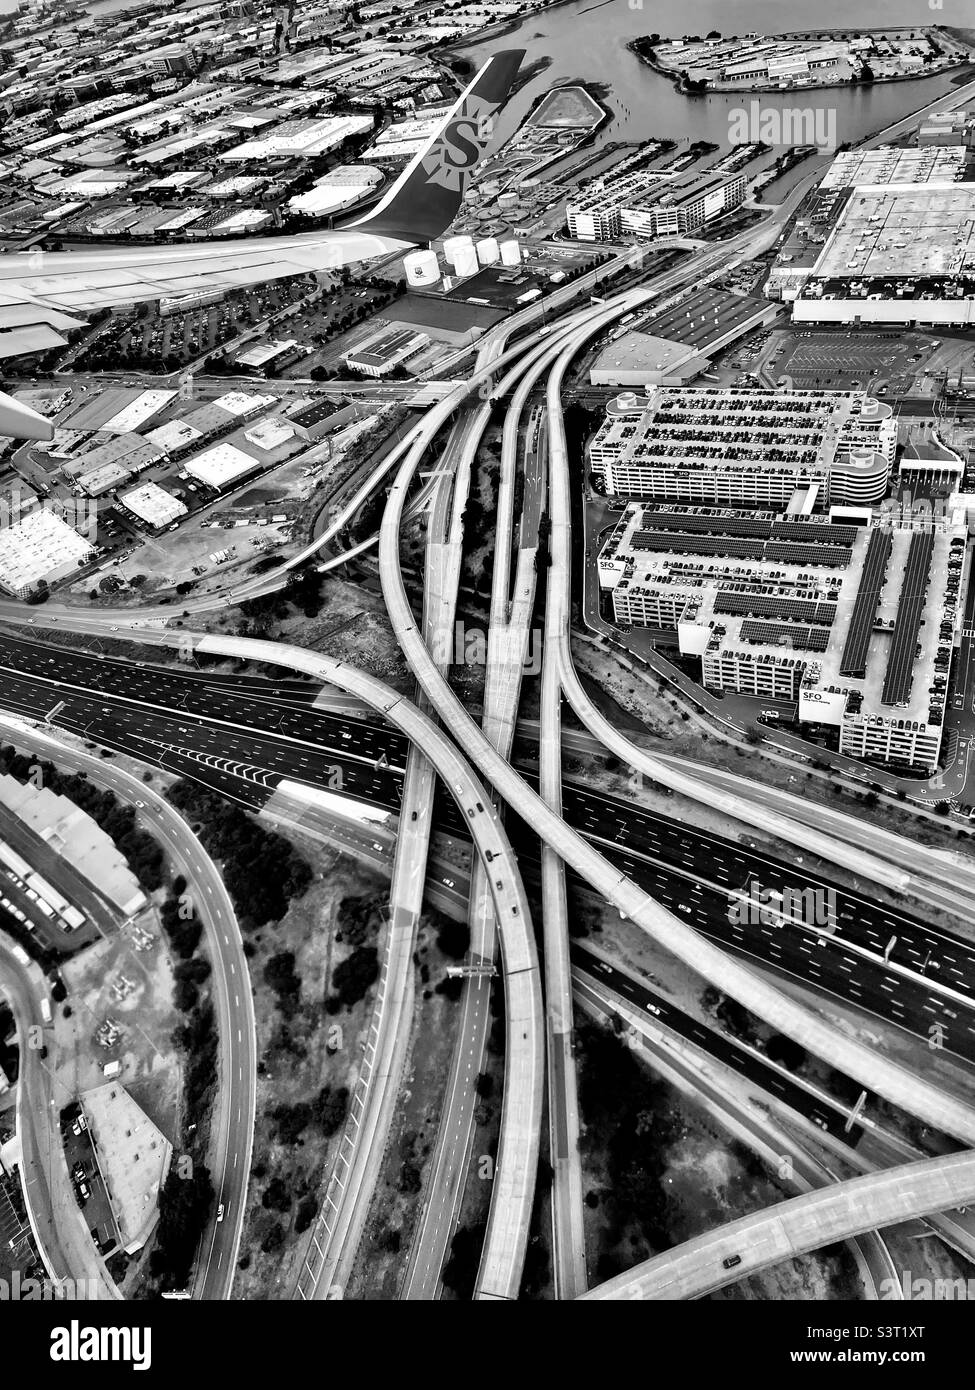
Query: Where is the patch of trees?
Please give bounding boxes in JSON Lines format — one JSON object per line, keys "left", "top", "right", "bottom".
{"left": 173, "top": 1001, "right": 218, "bottom": 1132}
{"left": 336, "top": 892, "right": 384, "bottom": 946}
{"left": 150, "top": 1163, "right": 214, "bottom": 1289}
{"left": 577, "top": 1023, "right": 683, "bottom": 1250}
{"left": 173, "top": 957, "right": 211, "bottom": 1014}
{"left": 766, "top": 1034, "right": 807, "bottom": 1072}
{"left": 716, "top": 994, "right": 760, "bottom": 1045}
{"left": 327, "top": 946, "right": 379, "bottom": 1010}
{"left": 0, "top": 746, "right": 163, "bottom": 891}
{"left": 160, "top": 893, "right": 203, "bottom": 960}
{"left": 436, "top": 918, "right": 469, "bottom": 961}
{"left": 264, "top": 950, "right": 302, "bottom": 1019}
{"left": 165, "top": 781, "right": 312, "bottom": 930}
{"left": 441, "top": 1223, "right": 486, "bottom": 1298}
{"left": 271, "top": 1084, "right": 349, "bottom": 1145}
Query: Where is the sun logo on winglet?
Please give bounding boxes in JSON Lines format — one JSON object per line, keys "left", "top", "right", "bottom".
{"left": 421, "top": 94, "right": 499, "bottom": 194}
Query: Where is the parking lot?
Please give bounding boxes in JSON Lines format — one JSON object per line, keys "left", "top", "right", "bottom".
{"left": 769, "top": 329, "right": 933, "bottom": 392}
{"left": 59, "top": 1102, "right": 117, "bottom": 1257}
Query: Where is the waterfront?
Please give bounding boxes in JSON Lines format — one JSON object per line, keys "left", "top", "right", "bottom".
{"left": 459, "top": 0, "right": 973, "bottom": 162}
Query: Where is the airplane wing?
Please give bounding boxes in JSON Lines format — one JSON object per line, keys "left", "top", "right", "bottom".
{"left": 0, "top": 51, "right": 522, "bottom": 434}
{"left": 348, "top": 49, "right": 524, "bottom": 244}
{"left": 0, "top": 51, "right": 523, "bottom": 328}
{"left": 0, "top": 391, "right": 54, "bottom": 442}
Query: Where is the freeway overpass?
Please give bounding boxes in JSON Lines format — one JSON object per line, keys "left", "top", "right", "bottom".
{"left": 581, "top": 1150, "right": 975, "bottom": 1301}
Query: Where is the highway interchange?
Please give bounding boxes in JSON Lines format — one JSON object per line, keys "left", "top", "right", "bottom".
{"left": 4, "top": 74, "right": 975, "bottom": 1301}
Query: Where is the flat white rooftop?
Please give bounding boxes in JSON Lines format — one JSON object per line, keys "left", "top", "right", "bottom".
{"left": 185, "top": 441, "right": 261, "bottom": 489}
{"left": 814, "top": 184, "right": 975, "bottom": 281}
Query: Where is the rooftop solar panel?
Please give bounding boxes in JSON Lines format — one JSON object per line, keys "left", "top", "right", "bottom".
{"left": 631, "top": 531, "right": 767, "bottom": 560}
{"left": 881, "top": 530, "right": 935, "bottom": 707}
{"left": 739, "top": 620, "right": 832, "bottom": 652}
{"left": 714, "top": 592, "right": 838, "bottom": 625}
{"left": 771, "top": 520, "right": 860, "bottom": 545}
{"left": 764, "top": 541, "right": 853, "bottom": 568}
{"left": 839, "top": 529, "right": 891, "bottom": 679}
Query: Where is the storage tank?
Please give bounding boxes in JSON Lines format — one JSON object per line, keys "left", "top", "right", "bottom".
{"left": 404, "top": 249, "right": 440, "bottom": 288}
{"left": 499, "top": 239, "right": 522, "bottom": 266}
{"left": 454, "top": 245, "right": 479, "bottom": 278}
{"left": 443, "top": 234, "right": 475, "bottom": 270}
{"left": 481, "top": 179, "right": 501, "bottom": 197}
{"left": 476, "top": 236, "right": 500, "bottom": 265}
{"left": 498, "top": 190, "right": 519, "bottom": 211}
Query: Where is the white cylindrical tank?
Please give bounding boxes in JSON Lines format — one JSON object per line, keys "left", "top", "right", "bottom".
{"left": 498, "top": 190, "right": 519, "bottom": 210}
{"left": 481, "top": 179, "right": 501, "bottom": 197}
{"left": 443, "top": 234, "right": 474, "bottom": 269}
{"left": 454, "top": 246, "right": 479, "bottom": 278}
{"left": 500, "top": 239, "right": 521, "bottom": 266}
{"left": 404, "top": 249, "right": 441, "bottom": 287}
{"left": 476, "top": 236, "right": 500, "bottom": 265}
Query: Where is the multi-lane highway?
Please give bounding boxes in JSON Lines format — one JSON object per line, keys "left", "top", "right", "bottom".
{"left": 3, "top": 636, "right": 975, "bottom": 1065}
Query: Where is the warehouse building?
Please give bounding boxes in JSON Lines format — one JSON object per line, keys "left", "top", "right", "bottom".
{"left": 119, "top": 482, "right": 188, "bottom": 530}
{"left": 344, "top": 325, "right": 430, "bottom": 377}
{"left": 184, "top": 442, "right": 263, "bottom": 491}
{"left": 0, "top": 508, "right": 94, "bottom": 596}
{"left": 791, "top": 183, "right": 975, "bottom": 326}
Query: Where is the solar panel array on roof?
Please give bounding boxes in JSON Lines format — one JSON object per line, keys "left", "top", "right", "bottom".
{"left": 739, "top": 620, "right": 832, "bottom": 651}
{"left": 882, "top": 529, "right": 935, "bottom": 707}
{"left": 714, "top": 591, "right": 839, "bottom": 625}
{"left": 763, "top": 541, "right": 853, "bottom": 568}
{"left": 839, "top": 528, "right": 891, "bottom": 679}
{"left": 640, "top": 510, "right": 774, "bottom": 539}
{"left": 631, "top": 531, "right": 767, "bottom": 560}
{"left": 771, "top": 519, "right": 860, "bottom": 545}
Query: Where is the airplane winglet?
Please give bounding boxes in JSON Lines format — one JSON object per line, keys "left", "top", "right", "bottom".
{"left": 349, "top": 49, "right": 524, "bottom": 245}
{"left": 0, "top": 389, "right": 54, "bottom": 442}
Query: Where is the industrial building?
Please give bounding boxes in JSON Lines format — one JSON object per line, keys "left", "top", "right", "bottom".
{"left": 790, "top": 183, "right": 975, "bottom": 326}
{"left": 588, "top": 388, "right": 896, "bottom": 506}
{"left": 79, "top": 1083, "right": 172, "bottom": 1253}
{"left": 566, "top": 170, "right": 746, "bottom": 242}
{"left": 0, "top": 774, "right": 147, "bottom": 917}
{"left": 0, "top": 508, "right": 94, "bottom": 596}
{"left": 917, "top": 107, "right": 975, "bottom": 147}
{"left": 589, "top": 286, "right": 780, "bottom": 387}
{"left": 597, "top": 503, "right": 965, "bottom": 770}
{"left": 119, "top": 481, "right": 188, "bottom": 529}
{"left": 343, "top": 324, "right": 431, "bottom": 377}
{"left": 818, "top": 145, "right": 969, "bottom": 190}
{"left": 183, "top": 441, "right": 263, "bottom": 491}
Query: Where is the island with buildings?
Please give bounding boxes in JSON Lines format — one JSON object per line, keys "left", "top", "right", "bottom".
{"left": 630, "top": 27, "right": 975, "bottom": 95}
